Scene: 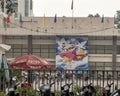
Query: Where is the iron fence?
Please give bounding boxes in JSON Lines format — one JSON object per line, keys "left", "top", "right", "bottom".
{"left": 0, "top": 69, "right": 120, "bottom": 95}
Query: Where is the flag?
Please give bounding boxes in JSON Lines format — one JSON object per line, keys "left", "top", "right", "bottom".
{"left": 71, "top": 0, "right": 73, "bottom": 10}
{"left": 31, "top": 16, "right": 33, "bottom": 22}
{"left": 3, "top": 17, "right": 6, "bottom": 28}
{"left": 89, "top": 16, "right": 92, "bottom": 24}
{"left": 101, "top": 15, "right": 104, "bottom": 23}
{"left": 54, "top": 14, "right": 57, "bottom": 23}
{"left": 6, "top": 16, "right": 10, "bottom": 23}
{"left": 62, "top": 16, "right": 65, "bottom": 22}
{"left": 114, "top": 15, "right": 116, "bottom": 24}
{"left": 19, "top": 14, "right": 22, "bottom": 23}
{"left": 42, "top": 14, "right": 46, "bottom": 26}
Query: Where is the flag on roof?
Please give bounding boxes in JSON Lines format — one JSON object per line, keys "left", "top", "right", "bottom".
{"left": 19, "top": 14, "right": 22, "bottom": 23}
{"left": 31, "top": 16, "right": 33, "bottom": 22}
{"left": 6, "top": 15, "right": 10, "bottom": 23}
{"left": 101, "top": 15, "right": 104, "bottom": 23}
{"left": 42, "top": 14, "right": 46, "bottom": 26}
{"left": 54, "top": 14, "right": 57, "bottom": 23}
{"left": 89, "top": 16, "right": 92, "bottom": 24}
{"left": 71, "top": 0, "right": 73, "bottom": 10}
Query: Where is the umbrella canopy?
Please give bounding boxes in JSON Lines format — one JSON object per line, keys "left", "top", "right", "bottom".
{"left": 0, "top": 44, "right": 11, "bottom": 51}
{"left": 9, "top": 54, "right": 54, "bottom": 69}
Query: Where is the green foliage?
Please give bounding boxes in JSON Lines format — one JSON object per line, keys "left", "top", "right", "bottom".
{"left": 72, "top": 85, "right": 81, "bottom": 96}
{"left": 94, "top": 85, "right": 102, "bottom": 96}
{"left": 0, "top": 92, "right": 5, "bottom": 96}
{"left": 5, "top": 0, "right": 17, "bottom": 15}
{"left": 55, "top": 91, "right": 61, "bottom": 96}
{"left": 17, "top": 86, "right": 39, "bottom": 96}
{"left": 0, "top": 85, "right": 103, "bottom": 96}
{"left": 117, "top": 22, "right": 120, "bottom": 28}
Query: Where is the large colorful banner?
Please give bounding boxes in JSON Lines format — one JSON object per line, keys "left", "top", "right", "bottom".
{"left": 56, "top": 36, "right": 88, "bottom": 71}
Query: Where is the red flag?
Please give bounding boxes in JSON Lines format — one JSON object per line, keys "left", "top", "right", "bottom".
{"left": 6, "top": 16, "right": 10, "bottom": 23}
{"left": 71, "top": 0, "right": 73, "bottom": 10}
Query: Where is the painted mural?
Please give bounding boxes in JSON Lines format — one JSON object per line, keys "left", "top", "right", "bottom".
{"left": 56, "top": 36, "right": 88, "bottom": 71}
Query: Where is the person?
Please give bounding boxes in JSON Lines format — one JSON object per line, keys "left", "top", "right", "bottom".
{"left": 40, "top": 73, "right": 45, "bottom": 84}
{"left": 61, "top": 42, "right": 67, "bottom": 52}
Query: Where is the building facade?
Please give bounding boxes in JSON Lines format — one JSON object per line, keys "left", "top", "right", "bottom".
{"left": 18, "top": 0, "right": 33, "bottom": 17}
{"left": 0, "top": 15, "right": 119, "bottom": 70}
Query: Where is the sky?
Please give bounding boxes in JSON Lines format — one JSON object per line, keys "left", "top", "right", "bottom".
{"left": 33, "top": 0, "right": 120, "bottom": 17}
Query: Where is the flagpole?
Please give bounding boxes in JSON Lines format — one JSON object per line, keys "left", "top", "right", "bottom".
{"left": 103, "top": 22, "right": 105, "bottom": 36}
{"left": 42, "top": 14, "right": 46, "bottom": 33}
{"left": 54, "top": 14, "right": 57, "bottom": 34}
{"left": 62, "top": 16, "right": 65, "bottom": 35}
{"left": 101, "top": 15, "right": 105, "bottom": 35}
{"left": 71, "top": 0, "right": 74, "bottom": 34}
{"left": 72, "top": 7, "right": 74, "bottom": 28}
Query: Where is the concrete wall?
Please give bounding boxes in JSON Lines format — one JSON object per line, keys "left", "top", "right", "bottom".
{"left": 0, "top": 16, "right": 117, "bottom": 36}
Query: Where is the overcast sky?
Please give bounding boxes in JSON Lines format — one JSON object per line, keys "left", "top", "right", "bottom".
{"left": 33, "top": 0, "right": 120, "bottom": 17}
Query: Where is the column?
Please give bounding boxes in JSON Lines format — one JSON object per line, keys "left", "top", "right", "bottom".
{"left": 112, "top": 36, "right": 117, "bottom": 70}
{"left": 28, "top": 35, "right": 32, "bottom": 83}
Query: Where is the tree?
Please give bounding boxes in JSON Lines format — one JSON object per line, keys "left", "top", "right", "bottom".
{"left": 94, "top": 13, "right": 100, "bottom": 17}
{"left": 88, "top": 14, "right": 94, "bottom": 17}
{"left": 6, "top": 0, "right": 18, "bottom": 15}
{"left": 0, "top": 0, "right": 4, "bottom": 12}
{"left": 0, "top": 0, "right": 18, "bottom": 15}
{"left": 116, "top": 10, "right": 120, "bottom": 21}
{"left": 114, "top": 10, "right": 120, "bottom": 28}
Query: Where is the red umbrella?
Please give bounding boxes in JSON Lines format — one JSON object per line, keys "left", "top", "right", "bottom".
{"left": 9, "top": 54, "right": 54, "bottom": 69}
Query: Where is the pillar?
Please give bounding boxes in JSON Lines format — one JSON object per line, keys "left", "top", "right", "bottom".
{"left": 28, "top": 35, "right": 32, "bottom": 83}
{"left": 112, "top": 36, "right": 117, "bottom": 71}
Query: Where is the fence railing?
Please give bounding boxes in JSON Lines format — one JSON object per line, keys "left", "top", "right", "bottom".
{"left": 0, "top": 69, "right": 120, "bottom": 95}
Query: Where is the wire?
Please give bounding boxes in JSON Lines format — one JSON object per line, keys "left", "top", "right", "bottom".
{"left": 0, "top": 16, "right": 47, "bottom": 33}
{"left": 74, "top": 26, "right": 114, "bottom": 35}
{"left": 0, "top": 16, "right": 114, "bottom": 35}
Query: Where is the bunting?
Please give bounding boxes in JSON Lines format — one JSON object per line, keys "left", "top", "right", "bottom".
{"left": 31, "top": 16, "right": 33, "bottom": 22}
{"left": 19, "top": 14, "right": 22, "bottom": 23}
{"left": 42, "top": 14, "right": 46, "bottom": 26}
{"left": 6, "top": 15, "right": 10, "bottom": 23}
{"left": 89, "top": 16, "right": 92, "bottom": 24}
{"left": 54, "top": 14, "right": 57, "bottom": 23}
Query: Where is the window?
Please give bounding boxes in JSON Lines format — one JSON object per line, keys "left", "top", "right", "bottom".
{"left": 89, "top": 45, "right": 112, "bottom": 54}
{"left": 89, "top": 62, "right": 112, "bottom": 70}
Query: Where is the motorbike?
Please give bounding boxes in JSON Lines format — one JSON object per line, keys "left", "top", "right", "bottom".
{"left": 80, "top": 83, "right": 96, "bottom": 96}
{"left": 110, "top": 89, "right": 120, "bottom": 96}
{"left": 39, "top": 82, "right": 55, "bottom": 96}
{"left": 6, "top": 77, "right": 21, "bottom": 96}
{"left": 61, "top": 83, "right": 74, "bottom": 96}
{"left": 110, "top": 85, "right": 120, "bottom": 96}
{"left": 102, "top": 82, "right": 114, "bottom": 96}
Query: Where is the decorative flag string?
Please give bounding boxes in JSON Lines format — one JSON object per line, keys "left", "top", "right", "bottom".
{"left": 0, "top": 15, "right": 114, "bottom": 34}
